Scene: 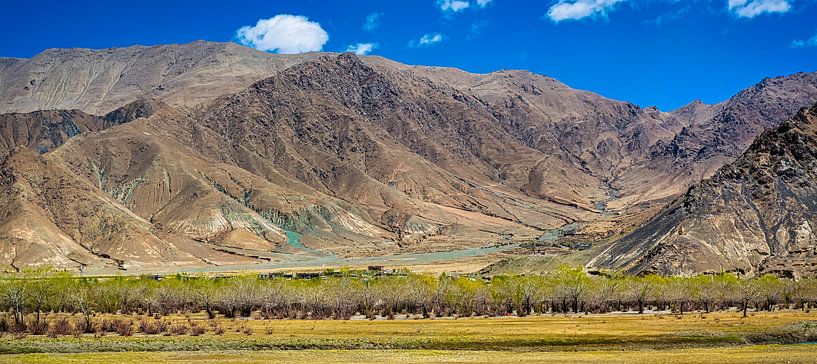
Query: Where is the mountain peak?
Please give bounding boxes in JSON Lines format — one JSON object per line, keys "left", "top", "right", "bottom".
{"left": 592, "top": 101, "right": 817, "bottom": 277}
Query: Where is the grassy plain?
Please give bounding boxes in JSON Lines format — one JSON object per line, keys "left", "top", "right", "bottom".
{"left": 0, "top": 310, "right": 815, "bottom": 362}
{"left": 4, "top": 345, "right": 817, "bottom": 364}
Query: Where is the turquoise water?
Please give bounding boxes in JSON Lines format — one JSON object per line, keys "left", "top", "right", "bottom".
{"left": 285, "top": 230, "right": 306, "bottom": 249}
{"left": 537, "top": 222, "right": 584, "bottom": 242}
{"left": 127, "top": 224, "right": 580, "bottom": 275}
{"left": 284, "top": 230, "right": 324, "bottom": 255}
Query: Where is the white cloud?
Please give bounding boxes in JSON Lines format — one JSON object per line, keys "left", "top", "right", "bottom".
{"left": 439, "top": 0, "right": 470, "bottom": 12}
{"left": 346, "top": 43, "right": 378, "bottom": 55}
{"left": 419, "top": 33, "right": 444, "bottom": 46}
{"left": 476, "top": 0, "right": 493, "bottom": 7}
{"left": 363, "top": 12, "right": 382, "bottom": 31}
{"left": 236, "top": 14, "right": 329, "bottom": 54}
{"left": 547, "top": 0, "right": 625, "bottom": 22}
{"left": 791, "top": 32, "right": 817, "bottom": 48}
{"left": 409, "top": 33, "right": 445, "bottom": 48}
{"left": 728, "top": 0, "right": 790, "bottom": 18}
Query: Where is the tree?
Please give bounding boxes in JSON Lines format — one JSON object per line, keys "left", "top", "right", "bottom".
{"left": 755, "top": 274, "right": 782, "bottom": 311}
{"left": 690, "top": 274, "right": 734, "bottom": 313}
{"left": 24, "top": 268, "right": 58, "bottom": 325}
{"left": 0, "top": 275, "right": 27, "bottom": 326}
{"left": 734, "top": 277, "right": 763, "bottom": 318}
{"left": 191, "top": 278, "right": 220, "bottom": 319}
{"left": 666, "top": 277, "right": 693, "bottom": 314}
{"left": 590, "top": 273, "right": 623, "bottom": 313}
{"left": 68, "top": 280, "right": 96, "bottom": 332}
{"left": 625, "top": 276, "right": 656, "bottom": 314}
{"left": 553, "top": 266, "right": 591, "bottom": 313}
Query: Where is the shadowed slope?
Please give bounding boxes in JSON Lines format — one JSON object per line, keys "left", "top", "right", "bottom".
{"left": 590, "top": 103, "right": 817, "bottom": 276}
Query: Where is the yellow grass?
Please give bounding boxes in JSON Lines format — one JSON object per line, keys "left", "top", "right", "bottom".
{"left": 1, "top": 310, "right": 816, "bottom": 362}
{"left": 108, "top": 309, "right": 814, "bottom": 341}
{"left": 4, "top": 345, "right": 817, "bottom": 364}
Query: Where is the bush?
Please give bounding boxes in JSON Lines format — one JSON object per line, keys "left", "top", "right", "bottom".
{"left": 139, "top": 319, "right": 168, "bottom": 335}
{"left": 100, "top": 319, "right": 115, "bottom": 333}
{"left": 9, "top": 321, "right": 25, "bottom": 334}
{"left": 76, "top": 317, "right": 97, "bottom": 334}
{"left": 169, "top": 323, "right": 188, "bottom": 335}
{"left": 26, "top": 318, "right": 49, "bottom": 335}
{"left": 46, "top": 317, "right": 72, "bottom": 338}
{"left": 213, "top": 325, "right": 225, "bottom": 335}
{"left": 189, "top": 324, "right": 206, "bottom": 336}
{"left": 115, "top": 320, "right": 133, "bottom": 336}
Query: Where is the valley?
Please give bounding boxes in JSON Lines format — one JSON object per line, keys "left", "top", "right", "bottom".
{"left": 1, "top": 42, "right": 817, "bottom": 277}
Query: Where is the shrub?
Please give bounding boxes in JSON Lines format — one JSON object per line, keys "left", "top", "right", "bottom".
{"left": 189, "top": 324, "right": 206, "bottom": 336}
{"left": 139, "top": 319, "right": 168, "bottom": 335}
{"left": 169, "top": 323, "right": 188, "bottom": 335}
{"left": 115, "top": 320, "right": 133, "bottom": 336}
{"left": 213, "top": 325, "right": 225, "bottom": 335}
{"left": 26, "top": 318, "right": 49, "bottom": 335}
{"left": 76, "top": 317, "right": 97, "bottom": 334}
{"left": 100, "top": 319, "right": 115, "bottom": 333}
{"left": 46, "top": 317, "right": 72, "bottom": 337}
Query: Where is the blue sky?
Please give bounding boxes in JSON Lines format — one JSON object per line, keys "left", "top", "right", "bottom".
{"left": 1, "top": 0, "right": 815, "bottom": 110}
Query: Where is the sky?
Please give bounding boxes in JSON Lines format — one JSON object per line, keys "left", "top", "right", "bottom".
{"left": 1, "top": 0, "right": 816, "bottom": 110}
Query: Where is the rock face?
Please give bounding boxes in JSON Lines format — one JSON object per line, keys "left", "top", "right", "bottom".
{"left": 589, "top": 103, "right": 817, "bottom": 277}
{"left": 0, "top": 99, "right": 162, "bottom": 158}
{"left": 636, "top": 73, "right": 817, "bottom": 202}
{"left": 1, "top": 41, "right": 816, "bottom": 273}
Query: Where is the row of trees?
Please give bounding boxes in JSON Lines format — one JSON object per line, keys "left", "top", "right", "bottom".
{"left": 0, "top": 267, "right": 813, "bottom": 330}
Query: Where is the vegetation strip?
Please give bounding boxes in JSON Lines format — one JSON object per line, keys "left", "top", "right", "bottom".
{"left": 0, "top": 267, "right": 814, "bottom": 355}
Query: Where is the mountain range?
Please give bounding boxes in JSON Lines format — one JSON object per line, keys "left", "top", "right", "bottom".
{"left": 1, "top": 40, "right": 816, "bottom": 275}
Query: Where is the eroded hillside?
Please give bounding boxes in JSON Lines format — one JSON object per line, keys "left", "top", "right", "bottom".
{"left": 1, "top": 42, "right": 816, "bottom": 273}
{"left": 590, "top": 103, "right": 817, "bottom": 277}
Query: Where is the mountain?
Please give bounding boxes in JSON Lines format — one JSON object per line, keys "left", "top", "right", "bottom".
{"left": 0, "top": 41, "right": 322, "bottom": 114}
{"left": 0, "top": 41, "right": 816, "bottom": 273}
{"left": 632, "top": 73, "right": 817, "bottom": 199}
{"left": 589, "top": 103, "right": 817, "bottom": 277}
{"left": 0, "top": 147, "right": 260, "bottom": 271}
{"left": 0, "top": 98, "right": 162, "bottom": 158}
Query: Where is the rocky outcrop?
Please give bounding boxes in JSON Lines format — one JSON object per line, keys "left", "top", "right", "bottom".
{"left": 590, "top": 103, "right": 817, "bottom": 277}
{"left": 0, "top": 99, "right": 162, "bottom": 158}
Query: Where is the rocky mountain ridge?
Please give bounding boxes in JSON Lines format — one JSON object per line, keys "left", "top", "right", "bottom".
{"left": 0, "top": 41, "right": 816, "bottom": 274}
{"left": 590, "top": 103, "right": 817, "bottom": 277}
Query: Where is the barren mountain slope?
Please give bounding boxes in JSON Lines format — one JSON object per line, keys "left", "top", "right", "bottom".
{"left": 589, "top": 103, "right": 817, "bottom": 277}
{"left": 628, "top": 74, "right": 817, "bottom": 188}
{"left": 370, "top": 59, "right": 684, "bottom": 181}
{"left": 0, "top": 98, "right": 163, "bottom": 158}
{"left": 50, "top": 108, "right": 398, "bottom": 258}
{"left": 193, "top": 54, "right": 588, "bottom": 244}
{"left": 2, "top": 42, "right": 817, "bottom": 272}
{"left": 0, "top": 147, "right": 260, "bottom": 271}
{"left": 0, "top": 41, "right": 322, "bottom": 114}
{"left": 364, "top": 57, "right": 699, "bottom": 235}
